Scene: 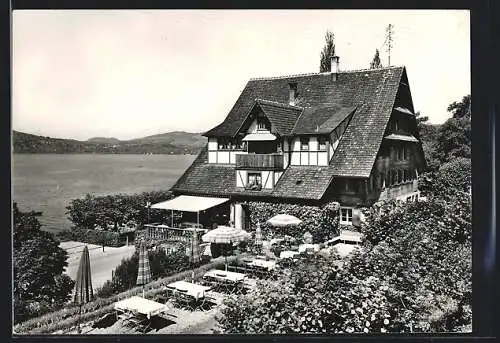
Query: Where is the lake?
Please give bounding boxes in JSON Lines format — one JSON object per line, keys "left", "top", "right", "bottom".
{"left": 12, "top": 154, "right": 196, "bottom": 234}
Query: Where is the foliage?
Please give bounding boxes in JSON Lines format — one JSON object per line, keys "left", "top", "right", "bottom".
{"left": 246, "top": 201, "right": 340, "bottom": 243}
{"left": 13, "top": 203, "right": 75, "bottom": 324}
{"left": 418, "top": 158, "right": 471, "bottom": 199}
{"left": 370, "top": 49, "right": 382, "bottom": 69}
{"left": 447, "top": 94, "right": 471, "bottom": 119}
{"left": 432, "top": 117, "right": 471, "bottom": 164}
{"left": 65, "top": 190, "right": 174, "bottom": 232}
{"left": 95, "top": 246, "right": 190, "bottom": 298}
{"left": 14, "top": 257, "right": 235, "bottom": 334}
{"left": 13, "top": 130, "right": 205, "bottom": 154}
{"left": 217, "top": 167, "right": 471, "bottom": 334}
{"left": 319, "top": 31, "right": 336, "bottom": 72}
{"left": 56, "top": 228, "right": 122, "bottom": 247}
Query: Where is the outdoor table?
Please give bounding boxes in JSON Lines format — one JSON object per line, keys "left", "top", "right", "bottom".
{"left": 114, "top": 296, "right": 168, "bottom": 320}
{"left": 298, "top": 244, "right": 320, "bottom": 253}
{"left": 280, "top": 250, "right": 301, "bottom": 259}
{"left": 246, "top": 258, "right": 277, "bottom": 271}
{"left": 203, "top": 269, "right": 246, "bottom": 283}
{"left": 166, "top": 280, "right": 211, "bottom": 301}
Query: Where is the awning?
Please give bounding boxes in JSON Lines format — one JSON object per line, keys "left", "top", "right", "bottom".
{"left": 151, "top": 195, "right": 230, "bottom": 212}
{"left": 242, "top": 133, "right": 277, "bottom": 141}
{"left": 384, "top": 134, "right": 419, "bottom": 143}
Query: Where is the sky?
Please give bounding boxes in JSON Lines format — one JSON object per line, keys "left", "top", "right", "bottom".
{"left": 12, "top": 10, "right": 470, "bottom": 141}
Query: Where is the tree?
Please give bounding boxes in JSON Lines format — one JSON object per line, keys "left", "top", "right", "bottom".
{"left": 370, "top": 49, "right": 383, "bottom": 69}
{"left": 319, "top": 31, "right": 335, "bottom": 72}
{"left": 432, "top": 116, "right": 471, "bottom": 163}
{"left": 13, "top": 203, "right": 75, "bottom": 323}
{"left": 447, "top": 95, "right": 471, "bottom": 119}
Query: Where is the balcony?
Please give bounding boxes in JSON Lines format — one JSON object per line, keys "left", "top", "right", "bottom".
{"left": 235, "top": 153, "right": 284, "bottom": 170}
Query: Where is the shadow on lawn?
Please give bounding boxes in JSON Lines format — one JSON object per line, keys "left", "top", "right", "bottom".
{"left": 148, "top": 316, "right": 176, "bottom": 332}
{"left": 92, "top": 312, "right": 117, "bottom": 329}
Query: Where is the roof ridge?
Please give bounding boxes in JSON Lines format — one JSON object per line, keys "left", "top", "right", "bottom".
{"left": 255, "top": 98, "right": 303, "bottom": 110}
{"left": 249, "top": 66, "right": 405, "bottom": 81}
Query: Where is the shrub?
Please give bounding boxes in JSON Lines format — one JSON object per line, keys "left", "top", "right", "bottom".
{"left": 56, "top": 228, "right": 122, "bottom": 247}
{"left": 246, "top": 201, "right": 340, "bottom": 243}
{"left": 65, "top": 190, "right": 175, "bottom": 231}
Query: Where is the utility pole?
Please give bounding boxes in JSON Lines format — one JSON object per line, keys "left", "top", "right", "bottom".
{"left": 385, "top": 24, "right": 394, "bottom": 66}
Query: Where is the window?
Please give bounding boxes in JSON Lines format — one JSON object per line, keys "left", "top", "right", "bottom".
{"left": 398, "top": 170, "right": 403, "bottom": 183}
{"left": 340, "top": 207, "right": 354, "bottom": 225}
{"left": 402, "top": 146, "right": 407, "bottom": 160}
{"left": 218, "top": 138, "right": 231, "bottom": 150}
{"left": 247, "top": 172, "right": 262, "bottom": 187}
{"left": 369, "top": 175, "right": 374, "bottom": 191}
{"left": 257, "top": 117, "right": 268, "bottom": 131}
{"left": 300, "top": 137, "right": 309, "bottom": 151}
{"left": 394, "top": 119, "right": 399, "bottom": 132}
{"left": 318, "top": 137, "right": 327, "bottom": 151}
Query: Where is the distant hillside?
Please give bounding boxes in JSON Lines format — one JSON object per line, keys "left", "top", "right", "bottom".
{"left": 13, "top": 130, "right": 206, "bottom": 154}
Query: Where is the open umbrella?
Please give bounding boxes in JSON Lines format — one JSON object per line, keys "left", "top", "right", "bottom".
{"left": 73, "top": 246, "right": 93, "bottom": 333}
{"left": 136, "top": 240, "right": 152, "bottom": 298}
{"left": 266, "top": 214, "right": 302, "bottom": 238}
{"left": 202, "top": 225, "right": 250, "bottom": 270}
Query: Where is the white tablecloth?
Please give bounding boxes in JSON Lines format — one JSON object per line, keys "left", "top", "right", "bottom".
{"left": 166, "top": 281, "right": 211, "bottom": 300}
{"left": 114, "top": 296, "right": 167, "bottom": 319}
{"left": 298, "top": 244, "right": 320, "bottom": 253}
{"left": 280, "top": 250, "right": 301, "bottom": 259}
{"left": 203, "top": 269, "right": 246, "bottom": 283}
{"left": 247, "top": 259, "right": 277, "bottom": 270}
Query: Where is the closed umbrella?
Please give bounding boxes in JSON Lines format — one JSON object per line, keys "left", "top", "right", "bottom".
{"left": 202, "top": 225, "right": 250, "bottom": 270}
{"left": 136, "top": 240, "right": 152, "bottom": 298}
{"left": 73, "top": 246, "right": 93, "bottom": 333}
{"left": 188, "top": 229, "right": 201, "bottom": 280}
{"left": 254, "top": 223, "right": 263, "bottom": 245}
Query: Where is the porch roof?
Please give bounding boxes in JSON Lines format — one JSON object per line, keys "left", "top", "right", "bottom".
{"left": 151, "top": 195, "right": 230, "bottom": 212}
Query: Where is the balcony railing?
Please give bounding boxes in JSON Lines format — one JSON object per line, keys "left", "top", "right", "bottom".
{"left": 235, "top": 153, "right": 284, "bottom": 170}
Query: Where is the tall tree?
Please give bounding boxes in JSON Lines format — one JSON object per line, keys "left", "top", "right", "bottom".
{"left": 447, "top": 95, "right": 471, "bottom": 119}
{"left": 319, "top": 31, "right": 335, "bottom": 72}
{"left": 13, "top": 203, "right": 74, "bottom": 323}
{"left": 370, "top": 49, "right": 383, "bottom": 69}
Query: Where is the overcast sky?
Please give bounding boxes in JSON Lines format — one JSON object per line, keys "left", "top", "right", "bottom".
{"left": 12, "top": 10, "right": 470, "bottom": 140}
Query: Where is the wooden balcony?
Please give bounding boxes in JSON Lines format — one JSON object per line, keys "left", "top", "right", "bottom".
{"left": 235, "top": 153, "right": 284, "bottom": 170}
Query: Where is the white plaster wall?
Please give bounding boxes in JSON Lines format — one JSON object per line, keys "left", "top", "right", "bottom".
{"left": 218, "top": 151, "right": 230, "bottom": 164}
{"left": 262, "top": 171, "right": 273, "bottom": 189}
{"left": 208, "top": 151, "right": 217, "bottom": 163}
{"left": 291, "top": 151, "right": 300, "bottom": 165}
{"left": 274, "top": 171, "right": 283, "bottom": 184}
{"left": 309, "top": 152, "right": 318, "bottom": 165}
{"left": 236, "top": 170, "right": 247, "bottom": 187}
{"left": 300, "top": 152, "right": 309, "bottom": 165}
{"left": 247, "top": 119, "right": 258, "bottom": 133}
{"left": 318, "top": 152, "right": 328, "bottom": 166}
{"left": 208, "top": 137, "right": 218, "bottom": 150}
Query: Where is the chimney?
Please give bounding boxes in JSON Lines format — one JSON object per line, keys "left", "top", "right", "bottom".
{"left": 289, "top": 82, "right": 297, "bottom": 105}
{"left": 331, "top": 55, "right": 339, "bottom": 80}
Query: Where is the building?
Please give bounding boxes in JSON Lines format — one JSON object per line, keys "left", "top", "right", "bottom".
{"left": 167, "top": 56, "right": 426, "bottom": 230}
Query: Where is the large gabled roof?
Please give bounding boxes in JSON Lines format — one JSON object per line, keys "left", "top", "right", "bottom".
{"left": 173, "top": 66, "right": 409, "bottom": 201}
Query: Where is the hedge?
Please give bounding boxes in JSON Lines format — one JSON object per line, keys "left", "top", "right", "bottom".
{"left": 56, "top": 228, "right": 122, "bottom": 247}
{"left": 246, "top": 201, "right": 340, "bottom": 243}
{"left": 65, "top": 190, "right": 175, "bottom": 232}
{"left": 13, "top": 255, "right": 238, "bottom": 335}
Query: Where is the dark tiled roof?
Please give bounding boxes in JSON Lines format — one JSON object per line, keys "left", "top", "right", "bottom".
{"left": 171, "top": 148, "right": 335, "bottom": 200}
{"left": 255, "top": 99, "right": 303, "bottom": 136}
{"left": 271, "top": 166, "right": 336, "bottom": 200}
{"left": 170, "top": 146, "right": 236, "bottom": 196}
{"left": 292, "top": 105, "right": 356, "bottom": 135}
{"left": 176, "top": 66, "right": 407, "bottom": 200}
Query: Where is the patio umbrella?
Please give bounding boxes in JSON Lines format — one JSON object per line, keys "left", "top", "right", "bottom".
{"left": 266, "top": 214, "right": 302, "bottom": 238}
{"left": 189, "top": 230, "right": 201, "bottom": 280}
{"left": 202, "top": 225, "right": 250, "bottom": 270}
{"left": 73, "top": 246, "right": 93, "bottom": 333}
{"left": 136, "top": 240, "right": 152, "bottom": 298}
{"left": 255, "top": 223, "right": 263, "bottom": 245}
